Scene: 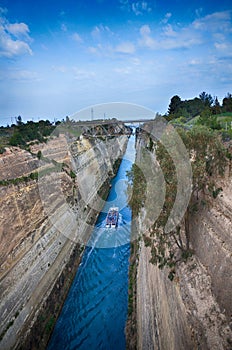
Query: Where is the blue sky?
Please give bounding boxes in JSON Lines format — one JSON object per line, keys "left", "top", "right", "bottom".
{"left": 0, "top": 0, "right": 232, "bottom": 124}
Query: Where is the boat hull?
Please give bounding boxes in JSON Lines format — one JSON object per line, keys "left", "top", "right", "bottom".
{"left": 106, "top": 207, "right": 119, "bottom": 228}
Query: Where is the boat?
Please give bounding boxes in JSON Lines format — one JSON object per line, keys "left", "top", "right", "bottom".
{"left": 106, "top": 207, "right": 119, "bottom": 228}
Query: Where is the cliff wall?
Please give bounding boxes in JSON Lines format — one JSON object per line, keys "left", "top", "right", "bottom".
{"left": 0, "top": 127, "right": 128, "bottom": 349}
{"left": 132, "top": 134, "right": 232, "bottom": 350}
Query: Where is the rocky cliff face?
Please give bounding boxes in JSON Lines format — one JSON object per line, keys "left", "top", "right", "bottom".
{"left": 0, "top": 126, "right": 128, "bottom": 349}
{"left": 131, "top": 133, "right": 232, "bottom": 350}
{"left": 189, "top": 172, "right": 232, "bottom": 324}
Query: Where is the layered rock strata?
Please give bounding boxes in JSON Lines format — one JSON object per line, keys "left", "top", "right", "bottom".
{"left": 0, "top": 127, "right": 128, "bottom": 349}
{"left": 128, "top": 132, "right": 232, "bottom": 350}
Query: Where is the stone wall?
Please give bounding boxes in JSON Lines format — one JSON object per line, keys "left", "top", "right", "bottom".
{"left": 133, "top": 133, "right": 232, "bottom": 350}
{"left": 0, "top": 129, "right": 128, "bottom": 349}
{"left": 189, "top": 172, "right": 232, "bottom": 323}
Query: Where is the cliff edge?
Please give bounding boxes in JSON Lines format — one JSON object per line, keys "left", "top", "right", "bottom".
{"left": 0, "top": 123, "right": 129, "bottom": 349}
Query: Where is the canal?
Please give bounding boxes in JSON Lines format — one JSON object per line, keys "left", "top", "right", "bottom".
{"left": 47, "top": 133, "right": 135, "bottom": 350}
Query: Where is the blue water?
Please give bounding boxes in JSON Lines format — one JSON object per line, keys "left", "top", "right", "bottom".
{"left": 47, "top": 134, "right": 135, "bottom": 350}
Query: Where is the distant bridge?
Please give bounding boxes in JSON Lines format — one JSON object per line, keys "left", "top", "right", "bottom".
{"left": 73, "top": 118, "right": 155, "bottom": 127}
{"left": 67, "top": 118, "right": 155, "bottom": 138}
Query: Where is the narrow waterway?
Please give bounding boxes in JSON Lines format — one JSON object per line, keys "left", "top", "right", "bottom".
{"left": 47, "top": 133, "right": 135, "bottom": 350}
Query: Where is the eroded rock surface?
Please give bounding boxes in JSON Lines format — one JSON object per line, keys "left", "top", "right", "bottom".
{"left": 0, "top": 128, "right": 128, "bottom": 349}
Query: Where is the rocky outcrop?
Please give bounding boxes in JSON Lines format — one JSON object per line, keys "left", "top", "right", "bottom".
{"left": 130, "top": 133, "right": 232, "bottom": 350}
{"left": 137, "top": 241, "right": 194, "bottom": 350}
{"left": 0, "top": 126, "right": 128, "bottom": 350}
{"left": 189, "top": 172, "right": 232, "bottom": 324}
{"left": 136, "top": 241, "right": 232, "bottom": 349}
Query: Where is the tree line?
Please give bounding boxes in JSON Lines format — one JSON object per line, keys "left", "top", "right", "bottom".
{"left": 0, "top": 117, "right": 59, "bottom": 151}
{"left": 166, "top": 92, "right": 232, "bottom": 121}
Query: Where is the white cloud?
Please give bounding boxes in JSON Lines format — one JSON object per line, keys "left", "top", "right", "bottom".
{"left": 131, "top": 57, "right": 141, "bottom": 65}
{"left": 139, "top": 25, "right": 156, "bottom": 49}
{"left": 88, "top": 46, "right": 98, "bottom": 54}
{"left": 162, "top": 12, "right": 172, "bottom": 24}
{"left": 140, "top": 24, "right": 151, "bottom": 36}
{"left": 114, "top": 67, "right": 131, "bottom": 74}
{"left": 193, "top": 11, "right": 231, "bottom": 32}
{"left": 163, "top": 24, "right": 177, "bottom": 37}
{"left": 87, "top": 43, "right": 107, "bottom": 56}
{"left": 72, "top": 67, "right": 96, "bottom": 80}
{"left": 72, "top": 32, "right": 83, "bottom": 43}
{"left": 61, "top": 23, "right": 67, "bottom": 32}
{"left": 120, "top": 1, "right": 152, "bottom": 16}
{"left": 139, "top": 20, "right": 203, "bottom": 50}
{"left": 91, "top": 26, "right": 101, "bottom": 39}
{"left": 0, "top": 7, "right": 7, "bottom": 15}
{"left": 0, "top": 34, "right": 32, "bottom": 57}
{"left": 132, "top": 1, "right": 152, "bottom": 16}
{"left": 52, "top": 65, "right": 68, "bottom": 73}
{"left": 6, "top": 22, "right": 30, "bottom": 38}
{"left": 214, "top": 42, "right": 228, "bottom": 50}
{"left": 161, "top": 36, "right": 201, "bottom": 50}
{"left": 0, "top": 69, "right": 39, "bottom": 81}
{"left": 188, "top": 59, "right": 201, "bottom": 65}
{"left": 0, "top": 10, "right": 32, "bottom": 57}
{"left": 213, "top": 33, "right": 226, "bottom": 42}
{"left": 115, "top": 42, "right": 135, "bottom": 54}
{"left": 195, "top": 8, "right": 203, "bottom": 18}
{"left": 88, "top": 39, "right": 135, "bottom": 57}
{"left": 91, "top": 24, "right": 113, "bottom": 40}
{"left": 138, "top": 11, "right": 232, "bottom": 53}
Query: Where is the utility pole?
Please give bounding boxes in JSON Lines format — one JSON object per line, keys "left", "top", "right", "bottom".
{"left": 91, "top": 108, "right": 94, "bottom": 121}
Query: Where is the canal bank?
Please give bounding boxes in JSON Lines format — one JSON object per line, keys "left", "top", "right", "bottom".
{"left": 47, "top": 134, "right": 136, "bottom": 350}
{"left": 127, "top": 126, "right": 232, "bottom": 350}
{"left": 4, "top": 130, "right": 130, "bottom": 350}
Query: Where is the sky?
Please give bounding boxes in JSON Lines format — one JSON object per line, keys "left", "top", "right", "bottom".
{"left": 0, "top": 0, "right": 232, "bottom": 124}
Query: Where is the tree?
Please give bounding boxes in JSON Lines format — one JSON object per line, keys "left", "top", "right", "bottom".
{"left": 9, "top": 132, "right": 25, "bottom": 146}
{"left": 212, "top": 96, "right": 221, "bottom": 115}
{"left": 222, "top": 93, "right": 232, "bottom": 112}
{"left": 168, "top": 95, "right": 182, "bottom": 117}
{"left": 37, "top": 150, "right": 42, "bottom": 159}
{"left": 199, "top": 91, "right": 213, "bottom": 107}
{"left": 181, "top": 97, "right": 204, "bottom": 118}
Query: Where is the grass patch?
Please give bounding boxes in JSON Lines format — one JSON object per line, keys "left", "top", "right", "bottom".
{"left": 45, "top": 316, "right": 55, "bottom": 334}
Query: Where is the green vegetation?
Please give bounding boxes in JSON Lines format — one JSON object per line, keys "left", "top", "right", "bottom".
{"left": 9, "top": 119, "right": 56, "bottom": 147}
{"left": 128, "top": 240, "right": 139, "bottom": 316}
{"left": 0, "top": 118, "right": 57, "bottom": 150}
{"left": 127, "top": 103, "right": 231, "bottom": 280}
{"left": 69, "top": 170, "right": 76, "bottom": 179}
{"left": 0, "top": 126, "right": 10, "bottom": 153}
{"left": 0, "top": 156, "right": 76, "bottom": 187}
{"left": 165, "top": 92, "right": 232, "bottom": 140}
{"left": 127, "top": 164, "right": 146, "bottom": 216}
{"left": 45, "top": 316, "right": 55, "bottom": 334}
{"left": 126, "top": 237, "right": 140, "bottom": 349}
{"left": 0, "top": 172, "right": 39, "bottom": 186}
{"left": 166, "top": 93, "right": 210, "bottom": 121}
{"left": 149, "top": 126, "right": 229, "bottom": 278}
{"left": 129, "top": 122, "right": 231, "bottom": 280}
{"left": 166, "top": 91, "right": 229, "bottom": 118}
